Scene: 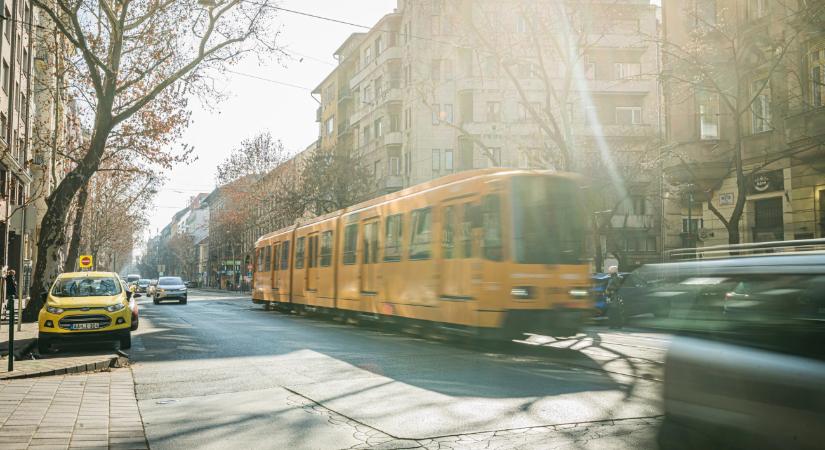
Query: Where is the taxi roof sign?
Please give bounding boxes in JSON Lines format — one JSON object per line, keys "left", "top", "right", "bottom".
{"left": 79, "top": 255, "right": 93, "bottom": 269}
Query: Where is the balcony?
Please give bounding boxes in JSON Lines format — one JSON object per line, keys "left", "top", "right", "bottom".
{"left": 350, "top": 46, "right": 401, "bottom": 88}
{"left": 376, "top": 87, "right": 402, "bottom": 105}
{"left": 337, "top": 118, "right": 350, "bottom": 136}
{"left": 610, "top": 214, "right": 655, "bottom": 229}
{"left": 337, "top": 86, "right": 352, "bottom": 104}
{"left": 662, "top": 140, "right": 732, "bottom": 188}
{"left": 382, "top": 131, "right": 402, "bottom": 146}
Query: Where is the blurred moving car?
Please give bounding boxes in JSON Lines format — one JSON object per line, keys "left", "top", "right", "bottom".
{"left": 658, "top": 252, "right": 825, "bottom": 450}
{"left": 154, "top": 276, "right": 188, "bottom": 304}
{"left": 136, "top": 279, "right": 151, "bottom": 293}
{"left": 39, "top": 272, "right": 137, "bottom": 353}
{"left": 126, "top": 274, "right": 140, "bottom": 284}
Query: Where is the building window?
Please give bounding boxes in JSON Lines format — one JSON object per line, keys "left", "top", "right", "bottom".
{"left": 630, "top": 196, "right": 647, "bottom": 215}
{"left": 0, "top": 113, "right": 6, "bottom": 141}
{"left": 486, "top": 101, "right": 500, "bottom": 122}
{"left": 697, "top": 91, "right": 720, "bottom": 139}
{"left": 515, "top": 15, "right": 528, "bottom": 33}
{"left": 3, "top": 8, "right": 9, "bottom": 42}
{"left": 404, "top": 107, "right": 412, "bottom": 129}
{"left": 2, "top": 60, "right": 8, "bottom": 93}
{"left": 614, "top": 62, "right": 641, "bottom": 80}
{"left": 444, "top": 149, "right": 454, "bottom": 171}
{"left": 432, "top": 149, "right": 441, "bottom": 172}
{"left": 389, "top": 156, "right": 400, "bottom": 176}
{"left": 374, "top": 75, "right": 383, "bottom": 99}
{"left": 747, "top": 0, "right": 767, "bottom": 20}
{"left": 410, "top": 208, "right": 432, "bottom": 260}
{"left": 374, "top": 35, "right": 383, "bottom": 56}
{"left": 390, "top": 113, "right": 400, "bottom": 132}
{"left": 384, "top": 214, "right": 403, "bottom": 262}
{"left": 363, "top": 125, "right": 370, "bottom": 143}
{"left": 810, "top": 47, "right": 825, "bottom": 108}
{"left": 694, "top": 0, "right": 717, "bottom": 26}
{"left": 442, "top": 104, "right": 453, "bottom": 123}
{"left": 405, "top": 152, "right": 412, "bottom": 175}
{"left": 363, "top": 46, "right": 372, "bottom": 66}
{"left": 682, "top": 218, "right": 703, "bottom": 233}
{"left": 374, "top": 117, "right": 383, "bottom": 137}
{"left": 432, "top": 103, "right": 440, "bottom": 124}
{"left": 615, "top": 107, "right": 642, "bottom": 125}
{"left": 751, "top": 79, "right": 771, "bottom": 133}
{"left": 584, "top": 55, "right": 596, "bottom": 80}
{"left": 363, "top": 85, "right": 372, "bottom": 104}
{"left": 325, "top": 116, "right": 334, "bottom": 136}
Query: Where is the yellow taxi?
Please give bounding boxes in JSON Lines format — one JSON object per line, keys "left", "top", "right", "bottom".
{"left": 38, "top": 271, "right": 139, "bottom": 353}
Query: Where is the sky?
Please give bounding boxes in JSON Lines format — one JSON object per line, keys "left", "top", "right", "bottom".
{"left": 146, "top": 1, "right": 397, "bottom": 239}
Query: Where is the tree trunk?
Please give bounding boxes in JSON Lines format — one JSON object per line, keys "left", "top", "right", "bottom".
{"left": 24, "top": 114, "right": 114, "bottom": 321}
{"left": 64, "top": 183, "right": 89, "bottom": 272}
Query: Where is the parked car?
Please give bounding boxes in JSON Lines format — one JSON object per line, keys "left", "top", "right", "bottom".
{"left": 39, "top": 272, "right": 137, "bottom": 353}
{"left": 120, "top": 280, "right": 140, "bottom": 330}
{"left": 154, "top": 276, "right": 188, "bottom": 304}
{"left": 658, "top": 253, "right": 825, "bottom": 450}
{"left": 184, "top": 280, "right": 196, "bottom": 288}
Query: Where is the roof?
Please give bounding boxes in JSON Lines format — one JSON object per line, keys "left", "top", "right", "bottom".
{"left": 58, "top": 271, "right": 119, "bottom": 278}
{"left": 333, "top": 33, "right": 367, "bottom": 58}
{"left": 256, "top": 168, "right": 579, "bottom": 244}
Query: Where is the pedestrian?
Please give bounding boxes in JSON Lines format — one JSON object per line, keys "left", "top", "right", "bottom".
{"left": 605, "top": 266, "right": 625, "bottom": 329}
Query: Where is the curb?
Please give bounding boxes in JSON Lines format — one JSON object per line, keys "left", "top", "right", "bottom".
{"left": 0, "top": 354, "right": 126, "bottom": 380}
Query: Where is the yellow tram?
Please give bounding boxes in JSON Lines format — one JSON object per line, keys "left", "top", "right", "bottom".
{"left": 251, "top": 169, "right": 592, "bottom": 339}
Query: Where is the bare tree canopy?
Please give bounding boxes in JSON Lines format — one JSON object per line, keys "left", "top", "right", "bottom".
{"left": 25, "top": 0, "right": 285, "bottom": 320}
{"left": 216, "top": 132, "right": 288, "bottom": 185}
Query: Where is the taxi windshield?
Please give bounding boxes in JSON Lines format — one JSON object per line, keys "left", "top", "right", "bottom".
{"left": 51, "top": 277, "right": 122, "bottom": 297}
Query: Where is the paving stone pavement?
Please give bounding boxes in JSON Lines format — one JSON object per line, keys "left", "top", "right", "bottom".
{"left": 0, "top": 369, "right": 148, "bottom": 449}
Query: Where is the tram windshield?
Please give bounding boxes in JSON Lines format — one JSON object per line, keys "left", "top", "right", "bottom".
{"left": 511, "top": 176, "right": 587, "bottom": 265}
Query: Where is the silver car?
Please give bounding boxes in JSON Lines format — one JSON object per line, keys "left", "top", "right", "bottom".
{"left": 153, "top": 276, "right": 188, "bottom": 304}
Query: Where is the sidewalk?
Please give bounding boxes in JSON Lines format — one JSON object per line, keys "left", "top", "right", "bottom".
{"left": 0, "top": 369, "right": 147, "bottom": 449}
{"left": 0, "top": 320, "right": 38, "bottom": 358}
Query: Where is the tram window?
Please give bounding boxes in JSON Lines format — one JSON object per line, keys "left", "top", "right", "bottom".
{"left": 343, "top": 224, "right": 358, "bottom": 265}
{"left": 308, "top": 235, "right": 318, "bottom": 268}
{"left": 280, "top": 241, "right": 290, "bottom": 270}
{"left": 410, "top": 208, "right": 432, "bottom": 260}
{"left": 461, "top": 204, "right": 474, "bottom": 258}
{"left": 482, "top": 195, "right": 503, "bottom": 261}
{"left": 296, "top": 237, "right": 306, "bottom": 269}
{"left": 320, "top": 231, "right": 333, "bottom": 267}
{"left": 443, "top": 206, "right": 455, "bottom": 259}
{"left": 384, "top": 214, "right": 403, "bottom": 262}
{"left": 256, "top": 248, "right": 263, "bottom": 272}
{"left": 264, "top": 245, "right": 272, "bottom": 271}
{"left": 273, "top": 243, "right": 280, "bottom": 271}
{"left": 363, "top": 222, "right": 378, "bottom": 264}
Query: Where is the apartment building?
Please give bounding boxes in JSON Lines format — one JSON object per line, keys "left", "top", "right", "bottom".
{"left": 662, "top": 0, "right": 825, "bottom": 250}
{"left": 314, "top": 0, "right": 663, "bottom": 268}
{"left": 0, "top": 0, "right": 35, "bottom": 291}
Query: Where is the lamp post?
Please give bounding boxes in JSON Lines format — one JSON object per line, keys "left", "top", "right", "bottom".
{"left": 592, "top": 209, "right": 613, "bottom": 273}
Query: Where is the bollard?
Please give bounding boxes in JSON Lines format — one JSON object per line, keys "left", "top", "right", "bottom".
{"left": 7, "top": 295, "right": 14, "bottom": 372}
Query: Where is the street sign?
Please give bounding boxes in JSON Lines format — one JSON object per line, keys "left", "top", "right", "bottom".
{"left": 79, "top": 255, "right": 93, "bottom": 269}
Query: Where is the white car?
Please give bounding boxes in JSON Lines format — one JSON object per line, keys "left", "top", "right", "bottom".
{"left": 153, "top": 276, "right": 188, "bottom": 304}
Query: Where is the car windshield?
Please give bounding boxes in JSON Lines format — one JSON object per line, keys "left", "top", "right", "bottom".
{"left": 159, "top": 277, "right": 184, "bottom": 286}
{"left": 51, "top": 277, "right": 122, "bottom": 297}
{"left": 138, "top": 279, "right": 150, "bottom": 285}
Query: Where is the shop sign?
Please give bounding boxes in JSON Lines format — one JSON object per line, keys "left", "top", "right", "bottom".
{"left": 748, "top": 170, "right": 784, "bottom": 195}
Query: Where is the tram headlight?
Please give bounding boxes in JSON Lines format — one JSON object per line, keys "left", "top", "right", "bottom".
{"left": 568, "top": 289, "right": 589, "bottom": 299}
{"left": 511, "top": 286, "right": 535, "bottom": 299}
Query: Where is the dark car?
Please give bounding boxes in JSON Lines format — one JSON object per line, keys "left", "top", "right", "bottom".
{"left": 658, "top": 253, "right": 825, "bottom": 450}
{"left": 136, "top": 279, "right": 151, "bottom": 293}
{"left": 153, "top": 276, "right": 188, "bottom": 304}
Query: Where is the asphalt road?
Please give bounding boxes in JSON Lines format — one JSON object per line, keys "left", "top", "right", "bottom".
{"left": 130, "top": 290, "right": 666, "bottom": 449}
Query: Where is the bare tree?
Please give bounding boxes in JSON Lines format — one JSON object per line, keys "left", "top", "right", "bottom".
{"left": 25, "top": 0, "right": 283, "bottom": 319}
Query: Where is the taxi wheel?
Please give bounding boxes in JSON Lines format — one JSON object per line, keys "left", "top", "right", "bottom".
{"left": 37, "top": 337, "right": 51, "bottom": 354}
{"left": 119, "top": 332, "right": 132, "bottom": 350}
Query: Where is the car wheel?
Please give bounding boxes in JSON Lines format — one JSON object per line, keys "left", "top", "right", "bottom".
{"left": 37, "top": 337, "right": 51, "bottom": 354}
{"left": 119, "top": 332, "right": 132, "bottom": 350}
{"left": 180, "top": 297, "right": 187, "bottom": 305}
{"left": 130, "top": 316, "right": 139, "bottom": 331}
{"left": 153, "top": 298, "right": 159, "bottom": 305}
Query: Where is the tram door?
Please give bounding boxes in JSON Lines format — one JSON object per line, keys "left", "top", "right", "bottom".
{"left": 272, "top": 242, "right": 280, "bottom": 293}
{"left": 306, "top": 234, "right": 319, "bottom": 291}
{"left": 439, "top": 202, "right": 478, "bottom": 325}
{"left": 361, "top": 220, "right": 379, "bottom": 294}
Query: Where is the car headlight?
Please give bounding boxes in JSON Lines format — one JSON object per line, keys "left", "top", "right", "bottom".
{"left": 105, "top": 303, "right": 126, "bottom": 313}
{"left": 46, "top": 305, "right": 64, "bottom": 314}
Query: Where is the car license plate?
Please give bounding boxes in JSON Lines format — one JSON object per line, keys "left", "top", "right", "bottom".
{"left": 71, "top": 323, "right": 100, "bottom": 330}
